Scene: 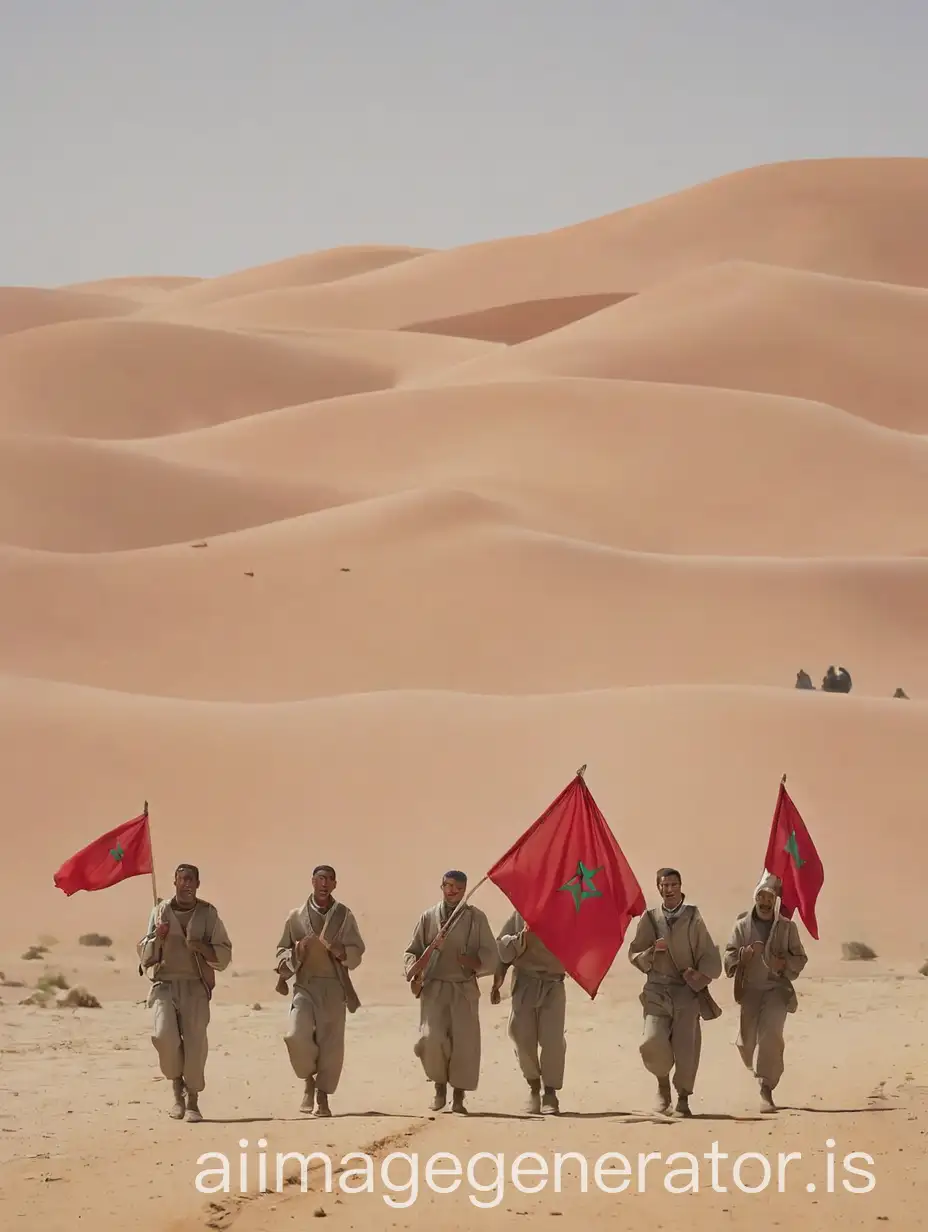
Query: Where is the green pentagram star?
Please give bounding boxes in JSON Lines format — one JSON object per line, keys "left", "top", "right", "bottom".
{"left": 558, "top": 860, "right": 603, "bottom": 912}
{"left": 784, "top": 830, "right": 805, "bottom": 869}
{"left": 109, "top": 843, "right": 124, "bottom": 862}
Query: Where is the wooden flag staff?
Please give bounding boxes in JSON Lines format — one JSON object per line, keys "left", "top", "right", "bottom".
{"left": 406, "top": 763, "right": 589, "bottom": 993}
{"left": 405, "top": 873, "right": 489, "bottom": 993}
{"left": 143, "top": 800, "right": 160, "bottom": 908}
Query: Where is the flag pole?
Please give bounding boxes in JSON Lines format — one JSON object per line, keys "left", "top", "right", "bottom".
{"left": 144, "top": 800, "right": 159, "bottom": 907}
{"left": 405, "top": 874, "right": 489, "bottom": 985}
{"left": 409, "top": 763, "right": 587, "bottom": 987}
{"left": 443, "top": 875, "right": 489, "bottom": 932}
{"left": 457, "top": 875, "right": 488, "bottom": 907}
{"left": 769, "top": 774, "right": 787, "bottom": 922}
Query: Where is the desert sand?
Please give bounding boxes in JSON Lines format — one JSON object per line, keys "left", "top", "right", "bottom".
{"left": 1, "top": 157, "right": 926, "bottom": 1232}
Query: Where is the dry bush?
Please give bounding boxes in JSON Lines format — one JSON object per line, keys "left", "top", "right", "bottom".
{"left": 841, "top": 941, "right": 877, "bottom": 961}
{"left": 58, "top": 986, "right": 101, "bottom": 1009}
{"left": 37, "top": 972, "right": 70, "bottom": 992}
{"left": 19, "top": 988, "right": 53, "bottom": 1007}
{"left": 79, "top": 933, "right": 113, "bottom": 947}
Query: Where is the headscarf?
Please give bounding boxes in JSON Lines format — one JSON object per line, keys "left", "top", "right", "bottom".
{"left": 753, "top": 872, "right": 782, "bottom": 923}
{"left": 754, "top": 872, "right": 781, "bottom": 900}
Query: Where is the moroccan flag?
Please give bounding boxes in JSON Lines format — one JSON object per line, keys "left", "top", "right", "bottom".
{"left": 764, "top": 778, "right": 824, "bottom": 939}
{"left": 486, "top": 769, "right": 645, "bottom": 998}
{"left": 53, "top": 811, "right": 153, "bottom": 896}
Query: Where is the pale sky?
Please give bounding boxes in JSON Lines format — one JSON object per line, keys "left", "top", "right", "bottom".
{"left": 2, "top": 0, "right": 926, "bottom": 286}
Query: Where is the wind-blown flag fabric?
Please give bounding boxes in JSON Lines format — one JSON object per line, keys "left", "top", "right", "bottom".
{"left": 487, "top": 772, "right": 645, "bottom": 997}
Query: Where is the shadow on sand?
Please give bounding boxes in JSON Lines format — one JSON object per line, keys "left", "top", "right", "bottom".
{"left": 196, "top": 1103, "right": 899, "bottom": 1125}
{"left": 456, "top": 1109, "right": 688, "bottom": 1125}
{"left": 778, "top": 1104, "right": 898, "bottom": 1114}
{"left": 198, "top": 1110, "right": 416, "bottom": 1124}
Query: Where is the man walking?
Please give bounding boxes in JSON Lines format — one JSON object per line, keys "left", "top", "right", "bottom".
{"left": 137, "top": 863, "right": 232, "bottom": 1123}
{"left": 403, "top": 870, "right": 497, "bottom": 1114}
{"left": 724, "top": 872, "right": 808, "bottom": 1112}
{"left": 627, "top": 866, "right": 722, "bottom": 1117}
{"left": 491, "top": 910, "right": 566, "bottom": 1114}
{"left": 275, "top": 864, "right": 365, "bottom": 1116}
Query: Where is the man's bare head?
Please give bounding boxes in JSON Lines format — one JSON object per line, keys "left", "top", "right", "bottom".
{"left": 656, "top": 868, "right": 683, "bottom": 909}
{"left": 312, "top": 865, "right": 336, "bottom": 905}
{"left": 441, "top": 871, "right": 467, "bottom": 905}
{"left": 173, "top": 864, "right": 199, "bottom": 905}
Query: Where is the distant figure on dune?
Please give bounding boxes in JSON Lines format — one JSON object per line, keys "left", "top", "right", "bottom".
{"left": 821, "top": 665, "right": 853, "bottom": 693}
{"left": 893, "top": 687, "right": 909, "bottom": 698}
{"left": 137, "top": 863, "right": 232, "bottom": 1123}
{"left": 794, "top": 670, "right": 815, "bottom": 690}
{"left": 724, "top": 873, "right": 808, "bottom": 1114}
{"left": 403, "top": 870, "right": 497, "bottom": 1114}
{"left": 274, "top": 864, "right": 366, "bottom": 1117}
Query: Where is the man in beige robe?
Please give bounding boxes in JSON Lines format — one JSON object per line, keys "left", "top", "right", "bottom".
{"left": 491, "top": 909, "right": 566, "bottom": 1115}
{"left": 275, "top": 864, "right": 365, "bottom": 1117}
{"left": 137, "top": 862, "right": 232, "bottom": 1123}
{"left": 724, "top": 872, "right": 808, "bottom": 1112}
{"left": 627, "top": 866, "right": 722, "bottom": 1117}
{"left": 403, "top": 870, "right": 497, "bottom": 1114}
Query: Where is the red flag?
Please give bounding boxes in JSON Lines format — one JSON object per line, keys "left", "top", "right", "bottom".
{"left": 486, "top": 770, "right": 645, "bottom": 998}
{"left": 764, "top": 779, "right": 824, "bottom": 939}
{"left": 53, "top": 811, "right": 153, "bottom": 896}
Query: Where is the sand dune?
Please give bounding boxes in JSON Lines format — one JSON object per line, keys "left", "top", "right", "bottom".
{"left": 63, "top": 275, "right": 202, "bottom": 293}
{"left": 0, "top": 285, "right": 135, "bottom": 336}
{"left": 242, "top": 322, "right": 501, "bottom": 377}
{"left": 137, "top": 378, "right": 928, "bottom": 557}
{"left": 141, "top": 158, "right": 928, "bottom": 333}
{"left": 0, "top": 432, "right": 343, "bottom": 552}
{"left": 2, "top": 157, "right": 926, "bottom": 1232}
{"left": 0, "top": 316, "right": 493, "bottom": 439}
{"left": 436, "top": 261, "right": 928, "bottom": 432}
{"left": 400, "top": 292, "right": 635, "bottom": 343}
{"left": 575, "top": 155, "right": 928, "bottom": 290}
{"left": 59, "top": 274, "right": 202, "bottom": 303}
{"left": 137, "top": 244, "right": 434, "bottom": 314}
{"left": 1, "top": 501, "right": 924, "bottom": 700}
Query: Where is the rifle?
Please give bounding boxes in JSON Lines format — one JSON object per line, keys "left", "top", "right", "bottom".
{"left": 406, "top": 876, "right": 487, "bottom": 997}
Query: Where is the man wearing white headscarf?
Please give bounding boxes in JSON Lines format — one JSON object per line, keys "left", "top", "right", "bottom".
{"left": 723, "top": 872, "right": 808, "bottom": 1112}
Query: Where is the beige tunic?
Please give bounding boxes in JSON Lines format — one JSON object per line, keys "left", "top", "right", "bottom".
{"left": 275, "top": 897, "right": 365, "bottom": 1093}
{"left": 137, "top": 898, "right": 232, "bottom": 1093}
{"left": 627, "top": 902, "right": 722, "bottom": 1095}
{"left": 403, "top": 900, "right": 497, "bottom": 1091}
{"left": 724, "top": 910, "right": 807, "bottom": 1087}
{"left": 496, "top": 910, "right": 567, "bottom": 1088}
